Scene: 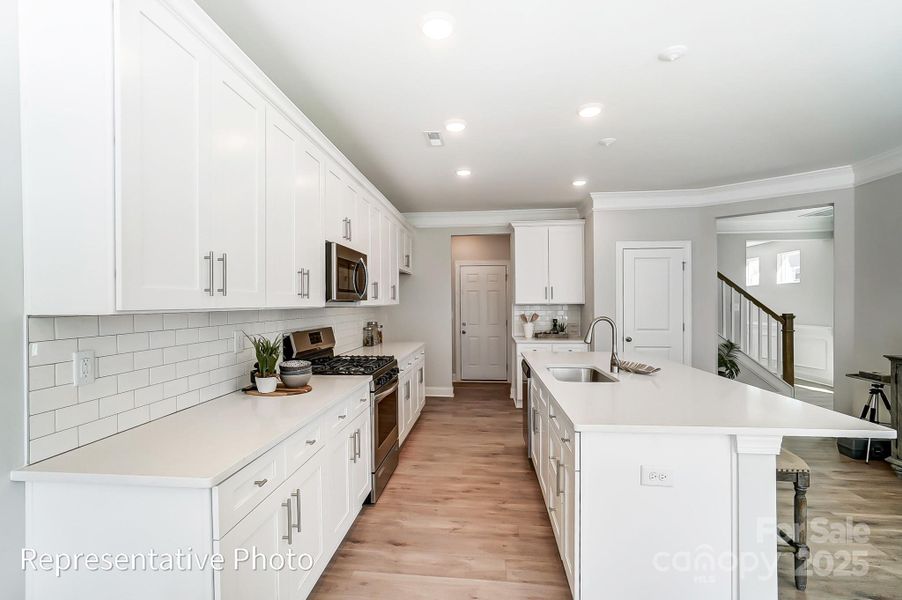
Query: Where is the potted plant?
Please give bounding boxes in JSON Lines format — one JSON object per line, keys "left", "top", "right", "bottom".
{"left": 718, "top": 340, "right": 741, "bottom": 380}
{"left": 245, "top": 332, "right": 283, "bottom": 393}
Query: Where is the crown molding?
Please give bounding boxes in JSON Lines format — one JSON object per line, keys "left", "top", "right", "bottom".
{"left": 589, "top": 165, "right": 854, "bottom": 211}
{"left": 853, "top": 145, "right": 902, "bottom": 186}
{"left": 403, "top": 207, "right": 580, "bottom": 229}
{"left": 716, "top": 215, "right": 834, "bottom": 235}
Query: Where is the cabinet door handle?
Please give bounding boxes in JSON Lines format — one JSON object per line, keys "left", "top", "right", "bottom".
{"left": 533, "top": 408, "right": 538, "bottom": 433}
{"left": 217, "top": 253, "right": 228, "bottom": 296}
{"left": 392, "top": 284, "right": 396, "bottom": 300}
{"left": 349, "top": 432, "right": 357, "bottom": 463}
{"left": 544, "top": 286, "right": 548, "bottom": 300}
{"left": 292, "top": 489, "right": 302, "bottom": 533}
{"left": 253, "top": 479, "right": 268, "bottom": 487}
{"left": 556, "top": 459, "right": 564, "bottom": 496}
{"left": 297, "top": 270, "right": 304, "bottom": 297}
{"left": 561, "top": 437, "right": 571, "bottom": 443}
{"left": 551, "top": 286, "right": 554, "bottom": 299}
{"left": 281, "top": 500, "right": 293, "bottom": 544}
{"left": 338, "top": 414, "right": 347, "bottom": 420}
{"left": 348, "top": 218, "right": 352, "bottom": 241}
{"left": 204, "top": 251, "right": 215, "bottom": 296}
{"left": 305, "top": 439, "right": 316, "bottom": 446}
{"left": 355, "top": 429, "right": 362, "bottom": 459}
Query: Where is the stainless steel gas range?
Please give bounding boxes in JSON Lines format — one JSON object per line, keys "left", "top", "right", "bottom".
{"left": 284, "top": 327, "right": 399, "bottom": 502}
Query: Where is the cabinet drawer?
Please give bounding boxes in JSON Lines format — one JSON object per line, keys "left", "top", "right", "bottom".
{"left": 348, "top": 387, "right": 371, "bottom": 420}
{"left": 518, "top": 344, "right": 545, "bottom": 355}
{"left": 325, "top": 396, "right": 353, "bottom": 434}
{"left": 214, "top": 446, "right": 285, "bottom": 538}
{"left": 284, "top": 419, "right": 324, "bottom": 473}
{"left": 552, "top": 343, "right": 587, "bottom": 353}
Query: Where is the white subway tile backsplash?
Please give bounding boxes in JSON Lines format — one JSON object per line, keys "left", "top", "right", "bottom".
{"left": 55, "top": 400, "right": 99, "bottom": 430}
{"left": 30, "top": 428, "right": 78, "bottom": 462}
{"left": 99, "top": 314, "right": 134, "bottom": 335}
{"left": 133, "top": 313, "right": 163, "bottom": 332}
{"left": 29, "top": 339, "right": 77, "bottom": 366}
{"left": 78, "top": 416, "right": 117, "bottom": 445}
{"left": 29, "top": 412, "right": 55, "bottom": 440}
{"left": 54, "top": 316, "right": 98, "bottom": 339}
{"left": 29, "top": 365, "right": 55, "bottom": 391}
{"left": 26, "top": 307, "right": 381, "bottom": 463}
{"left": 30, "top": 386, "right": 77, "bottom": 415}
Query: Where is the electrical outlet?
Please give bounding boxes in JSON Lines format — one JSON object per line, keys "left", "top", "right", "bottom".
{"left": 72, "top": 350, "right": 95, "bottom": 386}
{"left": 233, "top": 331, "right": 244, "bottom": 354}
{"left": 641, "top": 465, "right": 674, "bottom": 487}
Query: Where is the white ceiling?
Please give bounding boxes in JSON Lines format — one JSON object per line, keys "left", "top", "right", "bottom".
{"left": 195, "top": 0, "right": 902, "bottom": 212}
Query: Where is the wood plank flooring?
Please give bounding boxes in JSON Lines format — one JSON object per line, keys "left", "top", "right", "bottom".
{"left": 309, "top": 383, "right": 570, "bottom": 599}
{"left": 310, "top": 382, "right": 901, "bottom": 599}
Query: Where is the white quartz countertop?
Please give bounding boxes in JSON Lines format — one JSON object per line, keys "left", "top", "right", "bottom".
{"left": 525, "top": 351, "right": 897, "bottom": 439}
{"left": 11, "top": 375, "right": 371, "bottom": 488}
{"left": 512, "top": 335, "right": 586, "bottom": 345}
{"left": 345, "top": 341, "right": 424, "bottom": 362}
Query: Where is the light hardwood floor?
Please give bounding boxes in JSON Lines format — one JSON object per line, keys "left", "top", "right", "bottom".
{"left": 310, "top": 382, "right": 900, "bottom": 599}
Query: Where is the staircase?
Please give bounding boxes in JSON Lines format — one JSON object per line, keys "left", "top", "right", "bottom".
{"left": 717, "top": 272, "right": 795, "bottom": 396}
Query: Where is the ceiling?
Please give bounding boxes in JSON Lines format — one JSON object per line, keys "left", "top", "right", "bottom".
{"left": 195, "top": 0, "right": 902, "bottom": 212}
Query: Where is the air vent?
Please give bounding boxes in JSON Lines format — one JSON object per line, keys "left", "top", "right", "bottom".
{"left": 424, "top": 131, "right": 444, "bottom": 147}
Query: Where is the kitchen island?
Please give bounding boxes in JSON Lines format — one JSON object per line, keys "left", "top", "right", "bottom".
{"left": 523, "top": 351, "right": 895, "bottom": 600}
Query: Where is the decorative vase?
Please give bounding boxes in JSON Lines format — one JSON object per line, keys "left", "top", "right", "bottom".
{"left": 523, "top": 323, "right": 535, "bottom": 339}
{"left": 255, "top": 376, "right": 278, "bottom": 394}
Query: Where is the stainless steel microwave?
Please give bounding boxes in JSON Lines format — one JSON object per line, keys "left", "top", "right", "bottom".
{"left": 326, "top": 242, "right": 368, "bottom": 302}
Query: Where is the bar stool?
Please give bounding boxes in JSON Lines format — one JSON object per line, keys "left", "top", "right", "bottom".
{"left": 776, "top": 448, "right": 810, "bottom": 591}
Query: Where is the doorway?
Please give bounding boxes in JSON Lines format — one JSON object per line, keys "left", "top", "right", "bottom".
{"left": 615, "top": 241, "right": 692, "bottom": 365}
{"left": 451, "top": 234, "right": 511, "bottom": 382}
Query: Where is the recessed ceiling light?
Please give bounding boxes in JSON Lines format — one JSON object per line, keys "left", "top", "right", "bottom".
{"left": 421, "top": 13, "right": 455, "bottom": 40}
{"left": 658, "top": 45, "right": 688, "bottom": 62}
{"left": 456, "top": 168, "right": 472, "bottom": 177}
{"left": 578, "top": 103, "right": 603, "bottom": 119}
{"left": 572, "top": 179, "right": 587, "bottom": 187}
{"left": 599, "top": 137, "right": 617, "bottom": 147}
{"left": 445, "top": 119, "right": 466, "bottom": 133}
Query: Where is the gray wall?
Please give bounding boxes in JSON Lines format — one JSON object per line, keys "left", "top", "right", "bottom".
{"left": 718, "top": 235, "right": 834, "bottom": 327}
{"left": 854, "top": 172, "right": 902, "bottom": 378}
{"left": 1, "top": 0, "right": 26, "bottom": 593}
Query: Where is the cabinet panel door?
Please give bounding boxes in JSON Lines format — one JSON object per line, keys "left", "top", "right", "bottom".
{"left": 323, "top": 422, "right": 353, "bottom": 546}
{"left": 547, "top": 224, "right": 584, "bottom": 304}
{"left": 398, "top": 370, "right": 411, "bottom": 444}
{"left": 325, "top": 164, "right": 350, "bottom": 244}
{"left": 561, "top": 441, "right": 576, "bottom": 589}
{"left": 529, "top": 380, "right": 540, "bottom": 465}
{"left": 547, "top": 431, "right": 563, "bottom": 545}
{"left": 514, "top": 227, "right": 549, "bottom": 304}
{"left": 416, "top": 357, "right": 426, "bottom": 413}
{"left": 283, "top": 458, "right": 325, "bottom": 600}
{"left": 349, "top": 410, "right": 372, "bottom": 506}
{"left": 118, "top": 0, "right": 215, "bottom": 310}
{"left": 353, "top": 192, "right": 369, "bottom": 255}
{"left": 210, "top": 61, "right": 266, "bottom": 307}
{"left": 264, "top": 106, "right": 324, "bottom": 307}
{"left": 367, "top": 204, "right": 382, "bottom": 303}
{"left": 390, "top": 220, "right": 401, "bottom": 304}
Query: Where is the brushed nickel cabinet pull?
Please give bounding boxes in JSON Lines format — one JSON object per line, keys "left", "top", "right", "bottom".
{"left": 204, "top": 251, "right": 215, "bottom": 296}
{"left": 556, "top": 460, "right": 564, "bottom": 496}
{"left": 551, "top": 286, "right": 554, "bottom": 299}
{"left": 355, "top": 429, "right": 361, "bottom": 459}
{"left": 253, "top": 479, "right": 268, "bottom": 487}
{"left": 305, "top": 439, "right": 316, "bottom": 445}
{"left": 281, "top": 500, "right": 293, "bottom": 544}
{"left": 297, "top": 270, "right": 304, "bottom": 296}
{"left": 291, "top": 489, "right": 301, "bottom": 533}
{"left": 349, "top": 433, "right": 357, "bottom": 463}
{"left": 217, "top": 253, "right": 228, "bottom": 296}
{"left": 338, "top": 414, "right": 346, "bottom": 420}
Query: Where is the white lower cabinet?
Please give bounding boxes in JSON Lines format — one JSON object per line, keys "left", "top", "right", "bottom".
{"left": 397, "top": 346, "right": 426, "bottom": 446}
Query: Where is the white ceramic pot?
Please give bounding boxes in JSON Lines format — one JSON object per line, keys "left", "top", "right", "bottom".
{"left": 255, "top": 376, "right": 278, "bottom": 394}
{"left": 523, "top": 323, "right": 535, "bottom": 339}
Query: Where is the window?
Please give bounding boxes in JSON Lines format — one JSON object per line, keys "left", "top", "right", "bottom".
{"left": 745, "top": 257, "right": 760, "bottom": 287}
{"left": 776, "top": 250, "right": 801, "bottom": 284}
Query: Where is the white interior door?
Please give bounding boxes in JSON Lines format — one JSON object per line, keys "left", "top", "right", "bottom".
{"left": 621, "top": 247, "right": 686, "bottom": 363}
{"left": 460, "top": 265, "right": 508, "bottom": 380}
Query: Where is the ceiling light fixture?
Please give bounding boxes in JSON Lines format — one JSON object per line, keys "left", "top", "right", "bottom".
{"left": 658, "top": 44, "right": 688, "bottom": 62}
{"left": 572, "top": 179, "right": 587, "bottom": 187}
{"left": 578, "top": 103, "right": 603, "bottom": 119}
{"left": 444, "top": 119, "right": 466, "bottom": 133}
{"left": 599, "top": 137, "right": 617, "bottom": 147}
{"left": 421, "top": 13, "right": 455, "bottom": 40}
{"left": 456, "top": 168, "right": 472, "bottom": 177}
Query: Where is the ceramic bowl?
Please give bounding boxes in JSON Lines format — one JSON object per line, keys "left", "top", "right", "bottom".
{"left": 281, "top": 371, "right": 312, "bottom": 388}
{"left": 280, "top": 360, "right": 312, "bottom": 373}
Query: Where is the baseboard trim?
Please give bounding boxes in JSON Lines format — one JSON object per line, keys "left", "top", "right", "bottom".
{"left": 426, "top": 386, "right": 455, "bottom": 398}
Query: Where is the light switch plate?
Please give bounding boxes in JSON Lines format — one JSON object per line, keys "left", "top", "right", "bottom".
{"left": 72, "top": 350, "right": 95, "bottom": 386}
{"left": 641, "top": 465, "right": 674, "bottom": 487}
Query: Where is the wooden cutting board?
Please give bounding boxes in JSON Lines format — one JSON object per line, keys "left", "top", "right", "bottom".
{"left": 242, "top": 383, "right": 313, "bottom": 397}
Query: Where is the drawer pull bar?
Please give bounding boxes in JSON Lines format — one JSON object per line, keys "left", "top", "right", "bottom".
{"left": 291, "top": 489, "right": 302, "bottom": 533}
{"left": 338, "top": 414, "right": 347, "bottom": 420}
{"left": 561, "top": 437, "right": 571, "bottom": 443}
{"left": 281, "top": 500, "right": 293, "bottom": 545}
{"left": 253, "top": 479, "right": 268, "bottom": 487}
{"left": 305, "top": 439, "right": 317, "bottom": 446}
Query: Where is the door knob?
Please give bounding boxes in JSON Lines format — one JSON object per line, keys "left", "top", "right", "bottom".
{"left": 462, "top": 331, "right": 467, "bottom": 334}
{"left": 625, "top": 336, "right": 633, "bottom": 342}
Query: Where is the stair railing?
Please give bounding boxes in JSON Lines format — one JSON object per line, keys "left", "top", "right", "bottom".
{"left": 717, "top": 271, "right": 795, "bottom": 386}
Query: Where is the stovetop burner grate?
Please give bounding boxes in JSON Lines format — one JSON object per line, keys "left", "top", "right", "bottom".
{"left": 310, "top": 355, "right": 395, "bottom": 376}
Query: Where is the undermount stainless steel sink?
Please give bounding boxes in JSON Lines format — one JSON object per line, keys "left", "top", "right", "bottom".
{"left": 548, "top": 366, "right": 618, "bottom": 383}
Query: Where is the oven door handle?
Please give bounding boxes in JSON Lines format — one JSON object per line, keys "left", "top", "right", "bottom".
{"left": 353, "top": 257, "right": 368, "bottom": 300}
{"left": 374, "top": 382, "right": 399, "bottom": 402}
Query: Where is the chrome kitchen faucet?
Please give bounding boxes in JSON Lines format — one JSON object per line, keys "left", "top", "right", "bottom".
{"left": 584, "top": 316, "right": 621, "bottom": 374}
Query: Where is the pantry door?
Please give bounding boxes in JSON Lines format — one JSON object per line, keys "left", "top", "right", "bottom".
{"left": 617, "top": 242, "right": 691, "bottom": 365}
{"left": 459, "top": 265, "right": 508, "bottom": 380}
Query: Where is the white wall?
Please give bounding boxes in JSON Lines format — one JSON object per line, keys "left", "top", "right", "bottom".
{"left": 0, "top": 0, "right": 26, "bottom": 592}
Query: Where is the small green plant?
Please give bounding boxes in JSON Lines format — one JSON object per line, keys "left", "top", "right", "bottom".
{"left": 244, "top": 332, "right": 283, "bottom": 378}
{"left": 718, "top": 340, "right": 741, "bottom": 380}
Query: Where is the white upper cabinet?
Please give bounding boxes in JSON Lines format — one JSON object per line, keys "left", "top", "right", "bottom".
{"left": 209, "top": 61, "right": 267, "bottom": 308}
{"left": 366, "top": 202, "right": 383, "bottom": 304}
{"left": 390, "top": 218, "right": 401, "bottom": 304}
{"left": 399, "top": 227, "right": 413, "bottom": 274}
{"left": 512, "top": 221, "right": 584, "bottom": 305}
{"left": 117, "top": 0, "right": 216, "bottom": 311}
{"left": 264, "top": 106, "right": 325, "bottom": 307}
{"left": 19, "top": 0, "right": 412, "bottom": 315}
